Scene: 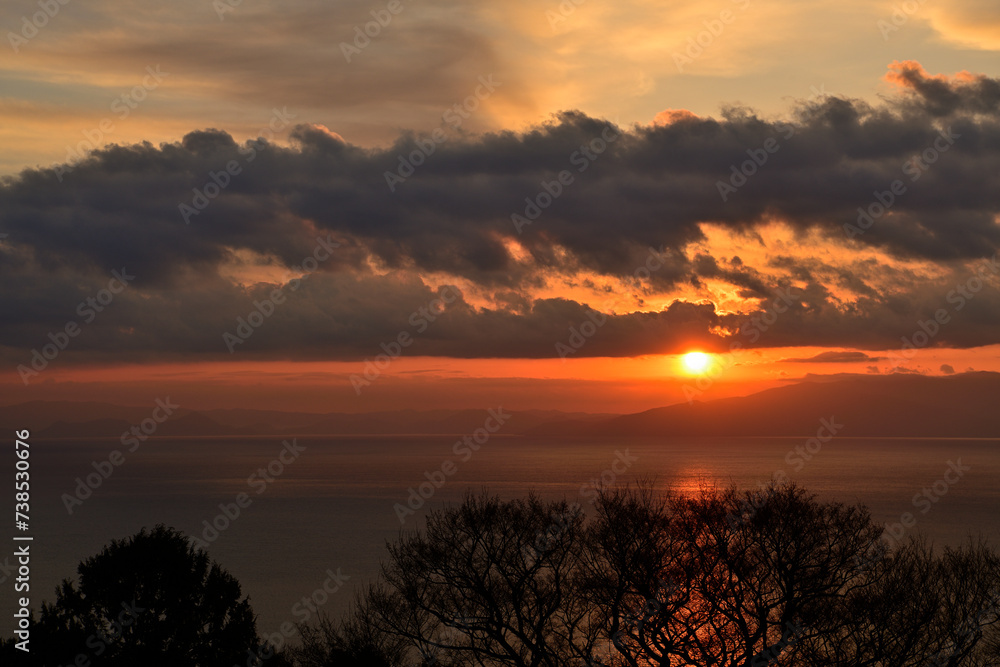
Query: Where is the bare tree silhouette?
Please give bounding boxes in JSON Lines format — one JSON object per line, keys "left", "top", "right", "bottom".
{"left": 805, "top": 537, "right": 1000, "bottom": 666}
{"left": 293, "top": 485, "right": 1000, "bottom": 667}
{"left": 366, "top": 493, "right": 604, "bottom": 667}
{"left": 20, "top": 491, "right": 993, "bottom": 667}
{"left": 290, "top": 597, "right": 410, "bottom": 667}
{"left": 587, "top": 483, "right": 885, "bottom": 666}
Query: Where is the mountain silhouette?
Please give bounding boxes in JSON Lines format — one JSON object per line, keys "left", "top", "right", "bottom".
{"left": 6, "top": 372, "right": 998, "bottom": 439}
{"left": 527, "top": 372, "right": 1000, "bottom": 437}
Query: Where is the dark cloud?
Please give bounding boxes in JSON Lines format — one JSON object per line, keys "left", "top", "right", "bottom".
{"left": 2, "top": 65, "right": 1000, "bottom": 364}
{"left": 887, "top": 60, "right": 1000, "bottom": 118}
{"left": 941, "top": 364, "right": 956, "bottom": 374}
{"left": 0, "top": 267, "right": 726, "bottom": 368}
{"left": 782, "top": 351, "right": 887, "bottom": 363}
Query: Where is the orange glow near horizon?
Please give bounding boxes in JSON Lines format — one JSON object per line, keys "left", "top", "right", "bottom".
{"left": 2, "top": 345, "right": 997, "bottom": 414}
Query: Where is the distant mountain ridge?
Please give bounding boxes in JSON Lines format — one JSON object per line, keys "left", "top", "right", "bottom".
{"left": 4, "top": 372, "right": 998, "bottom": 439}
{"left": 0, "top": 402, "right": 615, "bottom": 439}
{"left": 527, "top": 372, "right": 1000, "bottom": 438}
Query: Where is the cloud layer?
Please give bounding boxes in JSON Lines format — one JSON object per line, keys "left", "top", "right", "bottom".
{"left": 2, "top": 63, "right": 999, "bottom": 367}
{"left": 3, "top": 0, "right": 1000, "bottom": 174}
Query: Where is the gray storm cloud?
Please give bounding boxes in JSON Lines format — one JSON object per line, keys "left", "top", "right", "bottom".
{"left": 1, "top": 65, "right": 999, "bottom": 364}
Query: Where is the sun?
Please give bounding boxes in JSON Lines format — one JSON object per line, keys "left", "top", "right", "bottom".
{"left": 681, "top": 351, "right": 712, "bottom": 375}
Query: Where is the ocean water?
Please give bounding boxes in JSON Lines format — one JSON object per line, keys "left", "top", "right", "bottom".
{"left": 6, "top": 434, "right": 1000, "bottom": 641}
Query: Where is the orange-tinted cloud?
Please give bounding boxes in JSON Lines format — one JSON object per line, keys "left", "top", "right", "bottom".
{"left": 885, "top": 60, "right": 977, "bottom": 88}
{"left": 653, "top": 109, "right": 700, "bottom": 126}
{"left": 3, "top": 1, "right": 999, "bottom": 176}
{"left": 3, "top": 65, "right": 1000, "bottom": 373}
{"left": 923, "top": 3, "right": 1000, "bottom": 51}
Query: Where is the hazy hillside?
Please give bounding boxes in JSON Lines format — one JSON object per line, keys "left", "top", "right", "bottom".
{"left": 4, "top": 403, "right": 616, "bottom": 438}
{"left": 7, "top": 372, "right": 999, "bottom": 439}
{"left": 528, "top": 372, "right": 1000, "bottom": 437}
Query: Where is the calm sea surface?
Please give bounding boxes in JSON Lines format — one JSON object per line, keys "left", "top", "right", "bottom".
{"left": 6, "top": 435, "right": 1000, "bottom": 638}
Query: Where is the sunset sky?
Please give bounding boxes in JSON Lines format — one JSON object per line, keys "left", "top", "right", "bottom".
{"left": 1, "top": 0, "right": 999, "bottom": 413}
